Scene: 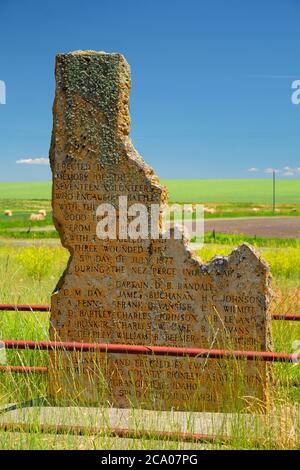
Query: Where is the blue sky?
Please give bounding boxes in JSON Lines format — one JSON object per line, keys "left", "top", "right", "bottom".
{"left": 0, "top": 0, "right": 299, "bottom": 181}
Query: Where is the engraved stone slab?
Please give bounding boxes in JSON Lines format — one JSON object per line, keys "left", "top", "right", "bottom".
{"left": 49, "top": 51, "right": 272, "bottom": 412}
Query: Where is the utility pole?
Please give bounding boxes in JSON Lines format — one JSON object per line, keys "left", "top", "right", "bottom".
{"left": 272, "top": 170, "right": 276, "bottom": 213}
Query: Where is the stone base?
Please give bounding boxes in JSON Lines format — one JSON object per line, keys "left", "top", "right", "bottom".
{"left": 0, "top": 404, "right": 299, "bottom": 449}
{"left": 0, "top": 405, "right": 266, "bottom": 438}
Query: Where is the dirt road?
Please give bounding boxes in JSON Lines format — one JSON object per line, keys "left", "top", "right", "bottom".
{"left": 205, "top": 217, "right": 300, "bottom": 239}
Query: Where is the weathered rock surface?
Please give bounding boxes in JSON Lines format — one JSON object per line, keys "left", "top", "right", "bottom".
{"left": 49, "top": 51, "right": 272, "bottom": 411}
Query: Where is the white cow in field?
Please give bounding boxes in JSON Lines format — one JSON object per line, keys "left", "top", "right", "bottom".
{"left": 29, "top": 213, "right": 45, "bottom": 221}
{"left": 38, "top": 210, "right": 47, "bottom": 217}
{"left": 4, "top": 210, "right": 12, "bottom": 217}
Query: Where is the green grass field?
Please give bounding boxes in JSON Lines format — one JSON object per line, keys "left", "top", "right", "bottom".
{"left": 0, "top": 179, "right": 299, "bottom": 204}
{"left": 0, "top": 180, "right": 299, "bottom": 237}
{"left": 0, "top": 182, "right": 52, "bottom": 200}
{"left": 162, "top": 179, "right": 300, "bottom": 204}
{"left": 0, "top": 181, "right": 299, "bottom": 448}
{"left": 0, "top": 243, "right": 299, "bottom": 449}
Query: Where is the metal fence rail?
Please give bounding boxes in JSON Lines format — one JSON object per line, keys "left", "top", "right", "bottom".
{"left": 1, "top": 303, "right": 299, "bottom": 445}
{"left": 0, "top": 304, "right": 50, "bottom": 312}
{"left": 0, "top": 422, "right": 232, "bottom": 445}
{"left": 1, "top": 339, "right": 299, "bottom": 363}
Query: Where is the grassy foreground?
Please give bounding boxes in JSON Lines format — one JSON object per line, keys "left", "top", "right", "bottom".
{"left": 0, "top": 242, "right": 299, "bottom": 449}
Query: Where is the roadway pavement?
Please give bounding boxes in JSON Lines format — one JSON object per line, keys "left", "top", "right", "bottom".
{"left": 205, "top": 216, "right": 300, "bottom": 239}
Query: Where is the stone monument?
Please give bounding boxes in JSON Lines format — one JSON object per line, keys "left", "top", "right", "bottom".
{"left": 49, "top": 51, "right": 272, "bottom": 411}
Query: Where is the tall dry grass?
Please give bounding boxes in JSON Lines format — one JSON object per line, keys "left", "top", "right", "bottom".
{"left": 0, "top": 243, "right": 299, "bottom": 449}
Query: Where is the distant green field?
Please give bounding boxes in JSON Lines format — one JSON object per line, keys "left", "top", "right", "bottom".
{"left": 0, "top": 182, "right": 51, "bottom": 200}
{"left": 0, "top": 179, "right": 299, "bottom": 204}
{"left": 162, "top": 179, "right": 300, "bottom": 203}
